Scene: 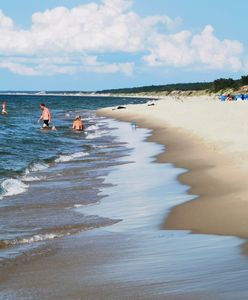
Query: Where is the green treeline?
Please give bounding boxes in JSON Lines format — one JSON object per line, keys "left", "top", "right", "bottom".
{"left": 213, "top": 76, "right": 248, "bottom": 92}
{"left": 97, "top": 75, "right": 248, "bottom": 94}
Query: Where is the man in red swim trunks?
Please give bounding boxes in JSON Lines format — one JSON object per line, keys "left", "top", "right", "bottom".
{"left": 38, "top": 103, "right": 51, "bottom": 127}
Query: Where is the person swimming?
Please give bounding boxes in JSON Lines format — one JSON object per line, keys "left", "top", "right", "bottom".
{"left": 38, "top": 103, "right": 51, "bottom": 127}
{"left": 72, "top": 116, "right": 84, "bottom": 131}
{"left": 2, "top": 101, "right": 7, "bottom": 115}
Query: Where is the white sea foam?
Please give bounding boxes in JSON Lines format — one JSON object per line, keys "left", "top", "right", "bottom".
{"left": 87, "top": 124, "right": 99, "bottom": 131}
{"left": 29, "top": 162, "right": 49, "bottom": 172}
{"left": 0, "top": 163, "right": 49, "bottom": 199}
{"left": 21, "top": 163, "right": 48, "bottom": 182}
{"left": 19, "top": 233, "right": 62, "bottom": 244}
{"left": 83, "top": 117, "right": 94, "bottom": 121}
{"left": 85, "top": 130, "right": 108, "bottom": 140}
{"left": 73, "top": 204, "right": 84, "bottom": 208}
{"left": 1, "top": 233, "right": 63, "bottom": 247}
{"left": 94, "top": 145, "right": 109, "bottom": 149}
{"left": 55, "top": 151, "right": 89, "bottom": 163}
{"left": 22, "top": 175, "right": 44, "bottom": 182}
{"left": 69, "top": 202, "right": 100, "bottom": 209}
{"left": 1, "top": 178, "right": 28, "bottom": 198}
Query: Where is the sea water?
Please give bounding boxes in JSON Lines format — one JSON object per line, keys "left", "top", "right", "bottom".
{"left": 0, "top": 94, "right": 148, "bottom": 264}
{"left": 1, "top": 96, "right": 248, "bottom": 300}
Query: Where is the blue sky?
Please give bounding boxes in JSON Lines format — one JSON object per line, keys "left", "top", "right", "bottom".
{"left": 0, "top": 0, "right": 247, "bottom": 91}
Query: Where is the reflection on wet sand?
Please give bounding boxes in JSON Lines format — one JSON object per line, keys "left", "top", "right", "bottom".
{"left": 1, "top": 120, "right": 248, "bottom": 300}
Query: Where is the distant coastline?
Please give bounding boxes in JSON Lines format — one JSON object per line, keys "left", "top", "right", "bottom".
{"left": 2, "top": 75, "right": 248, "bottom": 99}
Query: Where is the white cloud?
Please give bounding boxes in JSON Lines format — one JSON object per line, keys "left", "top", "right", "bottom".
{"left": 143, "top": 25, "right": 244, "bottom": 71}
{"left": 0, "top": 0, "right": 245, "bottom": 76}
{"left": 82, "top": 55, "right": 134, "bottom": 75}
{"left": 143, "top": 30, "right": 194, "bottom": 67}
{"left": 0, "top": 10, "right": 13, "bottom": 29}
{"left": 0, "top": 61, "right": 39, "bottom": 76}
{"left": 0, "top": 54, "right": 134, "bottom": 76}
{"left": 191, "top": 25, "right": 243, "bottom": 71}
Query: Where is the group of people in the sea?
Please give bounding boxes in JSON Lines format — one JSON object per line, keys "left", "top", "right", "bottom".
{"left": 2, "top": 101, "right": 85, "bottom": 131}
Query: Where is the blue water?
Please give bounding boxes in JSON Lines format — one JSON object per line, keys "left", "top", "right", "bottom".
{"left": 0, "top": 95, "right": 147, "bottom": 196}
{"left": 1, "top": 96, "right": 248, "bottom": 300}
{"left": 1, "top": 116, "right": 248, "bottom": 300}
{"left": 0, "top": 94, "right": 149, "bottom": 262}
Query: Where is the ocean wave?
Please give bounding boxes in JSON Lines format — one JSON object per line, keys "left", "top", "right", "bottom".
{"left": 94, "top": 145, "right": 109, "bottom": 149}
{"left": 73, "top": 204, "right": 84, "bottom": 208}
{"left": 85, "top": 130, "right": 108, "bottom": 140}
{"left": 22, "top": 162, "right": 49, "bottom": 181}
{"left": 0, "top": 150, "right": 89, "bottom": 200}
{"left": 0, "top": 233, "right": 62, "bottom": 249}
{"left": 87, "top": 124, "right": 99, "bottom": 131}
{"left": 28, "top": 162, "right": 49, "bottom": 172}
{"left": 0, "top": 218, "right": 120, "bottom": 248}
{"left": 21, "top": 162, "right": 48, "bottom": 182}
{"left": 0, "top": 162, "right": 50, "bottom": 199}
{"left": 82, "top": 117, "right": 94, "bottom": 121}
{"left": 0, "top": 178, "right": 28, "bottom": 199}
{"left": 22, "top": 175, "right": 44, "bottom": 182}
{"left": 55, "top": 151, "right": 89, "bottom": 163}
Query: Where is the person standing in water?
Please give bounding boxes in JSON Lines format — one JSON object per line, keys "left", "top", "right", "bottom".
{"left": 72, "top": 116, "right": 84, "bottom": 131}
{"left": 38, "top": 103, "right": 51, "bottom": 127}
{"left": 2, "top": 101, "right": 7, "bottom": 115}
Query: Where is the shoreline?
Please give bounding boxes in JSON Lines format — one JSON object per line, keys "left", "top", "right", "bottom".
{"left": 3, "top": 113, "right": 248, "bottom": 299}
{"left": 97, "top": 96, "right": 248, "bottom": 240}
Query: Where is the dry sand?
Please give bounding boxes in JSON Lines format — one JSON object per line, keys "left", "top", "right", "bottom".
{"left": 98, "top": 96, "right": 248, "bottom": 239}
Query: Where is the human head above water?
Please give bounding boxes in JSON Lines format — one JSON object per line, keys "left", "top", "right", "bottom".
{"left": 39, "top": 103, "right": 46, "bottom": 109}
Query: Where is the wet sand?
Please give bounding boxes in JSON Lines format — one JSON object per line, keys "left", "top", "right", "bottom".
{"left": 98, "top": 97, "right": 248, "bottom": 239}
{"left": 2, "top": 117, "right": 248, "bottom": 300}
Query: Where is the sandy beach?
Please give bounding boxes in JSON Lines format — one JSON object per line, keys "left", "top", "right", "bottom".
{"left": 98, "top": 96, "right": 248, "bottom": 241}
{"left": 3, "top": 103, "right": 248, "bottom": 299}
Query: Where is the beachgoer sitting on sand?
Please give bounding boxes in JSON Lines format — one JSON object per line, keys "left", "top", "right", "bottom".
{"left": 2, "top": 101, "right": 7, "bottom": 115}
{"left": 72, "top": 116, "right": 84, "bottom": 131}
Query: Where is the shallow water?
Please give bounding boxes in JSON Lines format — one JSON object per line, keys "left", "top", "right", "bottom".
{"left": 1, "top": 119, "right": 248, "bottom": 299}
{"left": 0, "top": 95, "right": 148, "bottom": 264}
{"left": 75, "top": 121, "right": 248, "bottom": 299}
{"left": 0, "top": 94, "right": 147, "bottom": 195}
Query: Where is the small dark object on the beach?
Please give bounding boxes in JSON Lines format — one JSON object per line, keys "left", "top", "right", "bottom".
{"left": 112, "top": 105, "right": 127, "bottom": 110}
{"left": 147, "top": 100, "right": 155, "bottom": 106}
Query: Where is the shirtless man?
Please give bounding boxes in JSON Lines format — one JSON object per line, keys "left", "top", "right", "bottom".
{"left": 38, "top": 103, "right": 51, "bottom": 127}
{"left": 2, "top": 101, "right": 7, "bottom": 115}
{"left": 72, "top": 116, "right": 84, "bottom": 131}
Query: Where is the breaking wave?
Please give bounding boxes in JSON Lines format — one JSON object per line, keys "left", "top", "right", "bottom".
{"left": 55, "top": 151, "right": 89, "bottom": 163}
{"left": 0, "top": 178, "right": 28, "bottom": 199}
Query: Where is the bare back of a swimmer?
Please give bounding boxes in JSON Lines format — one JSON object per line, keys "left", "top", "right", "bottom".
{"left": 72, "top": 117, "right": 84, "bottom": 130}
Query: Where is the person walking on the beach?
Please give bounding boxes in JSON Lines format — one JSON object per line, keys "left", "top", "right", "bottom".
{"left": 38, "top": 103, "right": 51, "bottom": 127}
{"left": 2, "top": 100, "right": 7, "bottom": 115}
{"left": 72, "top": 116, "right": 84, "bottom": 131}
